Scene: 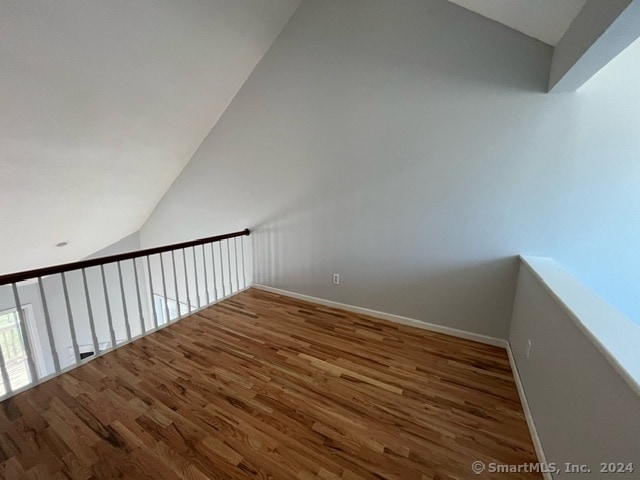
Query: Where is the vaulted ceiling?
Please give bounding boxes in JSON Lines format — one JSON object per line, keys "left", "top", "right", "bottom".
{"left": 448, "top": 0, "right": 586, "bottom": 45}
{"left": 0, "top": 0, "right": 594, "bottom": 275}
{"left": 0, "top": 0, "right": 301, "bottom": 275}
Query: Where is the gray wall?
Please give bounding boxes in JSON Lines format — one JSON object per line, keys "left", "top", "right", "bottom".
{"left": 86, "top": 231, "right": 141, "bottom": 260}
{"left": 510, "top": 262, "right": 639, "bottom": 479}
{"left": 140, "top": 0, "right": 640, "bottom": 337}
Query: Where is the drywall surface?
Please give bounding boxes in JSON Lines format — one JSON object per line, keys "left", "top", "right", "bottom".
{"left": 548, "top": 0, "right": 638, "bottom": 92}
{"left": 510, "top": 260, "right": 640, "bottom": 478}
{"left": 141, "top": 0, "right": 640, "bottom": 337}
{"left": 0, "top": 0, "right": 301, "bottom": 275}
{"left": 448, "top": 0, "right": 585, "bottom": 46}
{"left": 86, "top": 231, "right": 141, "bottom": 260}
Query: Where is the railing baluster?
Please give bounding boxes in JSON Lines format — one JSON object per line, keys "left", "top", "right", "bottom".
{"left": 117, "top": 262, "right": 132, "bottom": 341}
{"left": 211, "top": 243, "right": 218, "bottom": 301}
{"left": 0, "top": 334, "right": 11, "bottom": 396}
{"left": 37, "top": 277, "right": 61, "bottom": 373}
{"left": 182, "top": 249, "right": 191, "bottom": 313}
{"left": 146, "top": 256, "right": 159, "bottom": 330}
{"left": 192, "top": 247, "right": 201, "bottom": 309}
{"left": 171, "top": 251, "right": 180, "bottom": 319}
{"left": 0, "top": 228, "right": 250, "bottom": 400}
{"left": 226, "top": 239, "right": 232, "bottom": 294}
{"left": 219, "top": 242, "right": 226, "bottom": 298}
{"left": 202, "top": 244, "right": 210, "bottom": 305}
{"left": 100, "top": 265, "right": 117, "bottom": 349}
{"left": 61, "top": 273, "right": 80, "bottom": 365}
{"left": 133, "top": 258, "right": 145, "bottom": 336}
{"left": 234, "top": 238, "right": 240, "bottom": 293}
{"left": 159, "top": 253, "right": 170, "bottom": 325}
{"left": 81, "top": 269, "right": 100, "bottom": 360}
{"left": 240, "top": 236, "right": 246, "bottom": 289}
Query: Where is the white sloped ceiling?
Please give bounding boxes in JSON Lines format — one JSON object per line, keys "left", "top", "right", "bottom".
{"left": 0, "top": 0, "right": 300, "bottom": 274}
{"left": 448, "top": 0, "right": 585, "bottom": 46}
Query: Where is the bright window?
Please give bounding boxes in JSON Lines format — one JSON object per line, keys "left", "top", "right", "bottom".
{"left": 0, "top": 306, "right": 44, "bottom": 395}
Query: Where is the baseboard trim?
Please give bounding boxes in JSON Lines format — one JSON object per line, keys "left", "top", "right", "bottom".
{"left": 506, "top": 344, "right": 551, "bottom": 480}
{"left": 252, "top": 284, "right": 508, "bottom": 348}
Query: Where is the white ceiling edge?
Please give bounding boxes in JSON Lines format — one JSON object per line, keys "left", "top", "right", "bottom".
{"left": 448, "top": 0, "right": 586, "bottom": 46}
{"left": 0, "top": 0, "right": 301, "bottom": 275}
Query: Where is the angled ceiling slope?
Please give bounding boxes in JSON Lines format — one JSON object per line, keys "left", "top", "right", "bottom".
{"left": 0, "top": 0, "right": 301, "bottom": 275}
{"left": 448, "top": 0, "right": 586, "bottom": 46}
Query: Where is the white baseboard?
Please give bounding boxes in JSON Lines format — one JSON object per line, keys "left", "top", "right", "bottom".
{"left": 506, "top": 344, "right": 551, "bottom": 480}
{"left": 252, "top": 284, "right": 508, "bottom": 348}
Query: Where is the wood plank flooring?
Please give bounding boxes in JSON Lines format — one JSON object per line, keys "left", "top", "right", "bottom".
{"left": 0, "top": 288, "right": 541, "bottom": 479}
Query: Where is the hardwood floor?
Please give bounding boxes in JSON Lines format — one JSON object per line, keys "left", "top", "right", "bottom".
{"left": 0, "top": 288, "right": 541, "bottom": 479}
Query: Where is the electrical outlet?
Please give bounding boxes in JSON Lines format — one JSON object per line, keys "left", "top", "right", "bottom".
{"left": 526, "top": 340, "right": 533, "bottom": 358}
{"left": 332, "top": 273, "right": 340, "bottom": 285}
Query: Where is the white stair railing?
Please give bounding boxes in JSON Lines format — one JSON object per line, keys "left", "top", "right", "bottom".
{"left": 0, "top": 229, "right": 250, "bottom": 400}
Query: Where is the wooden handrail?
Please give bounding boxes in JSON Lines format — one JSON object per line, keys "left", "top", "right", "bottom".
{"left": 0, "top": 228, "right": 250, "bottom": 286}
